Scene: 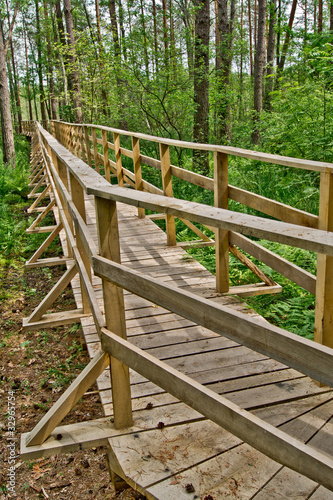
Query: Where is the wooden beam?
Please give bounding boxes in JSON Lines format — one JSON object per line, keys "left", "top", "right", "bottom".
{"left": 26, "top": 262, "right": 78, "bottom": 323}
{"left": 160, "top": 143, "right": 176, "bottom": 246}
{"left": 101, "top": 328, "right": 333, "bottom": 491}
{"left": 26, "top": 222, "right": 63, "bottom": 265}
{"left": 86, "top": 186, "right": 333, "bottom": 257}
{"left": 102, "top": 130, "right": 111, "bottom": 182}
{"left": 315, "top": 172, "right": 333, "bottom": 348}
{"left": 113, "top": 132, "right": 124, "bottom": 186}
{"left": 23, "top": 309, "right": 87, "bottom": 331}
{"left": 229, "top": 243, "right": 276, "bottom": 287}
{"left": 95, "top": 196, "right": 133, "bottom": 429}
{"left": 25, "top": 351, "right": 110, "bottom": 446}
{"left": 93, "top": 255, "right": 333, "bottom": 388}
{"left": 214, "top": 151, "right": 229, "bottom": 292}
{"left": 230, "top": 232, "right": 316, "bottom": 294}
{"left": 132, "top": 136, "right": 145, "bottom": 218}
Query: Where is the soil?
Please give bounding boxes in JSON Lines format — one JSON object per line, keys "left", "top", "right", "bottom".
{"left": 0, "top": 216, "right": 144, "bottom": 499}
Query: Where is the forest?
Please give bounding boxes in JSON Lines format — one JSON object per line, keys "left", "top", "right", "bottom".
{"left": 0, "top": 0, "right": 331, "bottom": 337}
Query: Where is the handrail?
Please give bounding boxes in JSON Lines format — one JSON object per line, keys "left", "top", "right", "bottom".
{"left": 22, "top": 120, "right": 332, "bottom": 344}
{"left": 36, "top": 123, "right": 333, "bottom": 255}
{"left": 50, "top": 119, "right": 333, "bottom": 173}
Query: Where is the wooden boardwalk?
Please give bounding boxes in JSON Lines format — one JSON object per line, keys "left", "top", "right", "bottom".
{"left": 66, "top": 196, "right": 333, "bottom": 499}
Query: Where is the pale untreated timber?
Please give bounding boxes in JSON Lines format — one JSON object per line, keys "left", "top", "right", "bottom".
{"left": 27, "top": 262, "right": 78, "bottom": 323}
{"left": 25, "top": 351, "right": 110, "bottom": 446}
{"left": 72, "top": 246, "right": 105, "bottom": 333}
{"left": 315, "top": 172, "right": 333, "bottom": 348}
{"left": 27, "top": 223, "right": 63, "bottom": 264}
{"left": 229, "top": 185, "right": 319, "bottom": 228}
{"left": 101, "top": 328, "right": 333, "bottom": 491}
{"left": 95, "top": 197, "right": 133, "bottom": 428}
{"left": 214, "top": 151, "right": 229, "bottom": 292}
{"left": 87, "top": 186, "right": 333, "bottom": 257}
{"left": 160, "top": 143, "right": 176, "bottom": 246}
{"left": 53, "top": 120, "right": 333, "bottom": 173}
{"left": 93, "top": 255, "right": 333, "bottom": 387}
{"left": 230, "top": 232, "right": 316, "bottom": 294}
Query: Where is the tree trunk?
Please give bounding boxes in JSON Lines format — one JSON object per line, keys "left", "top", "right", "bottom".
{"left": 108, "top": 0, "right": 120, "bottom": 59}
{"left": 216, "top": 0, "right": 236, "bottom": 142}
{"left": 152, "top": 0, "right": 159, "bottom": 72}
{"left": 248, "top": 0, "right": 253, "bottom": 76}
{"left": 264, "top": 0, "right": 276, "bottom": 110}
{"left": 63, "top": 0, "right": 83, "bottom": 123}
{"left": 277, "top": 0, "right": 297, "bottom": 74}
{"left": 193, "top": 0, "right": 210, "bottom": 174}
{"left": 162, "top": 0, "right": 169, "bottom": 66}
{"left": 43, "top": 0, "right": 57, "bottom": 120}
{"left": 35, "top": 0, "right": 48, "bottom": 122}
{"left": 24, "top": 24, "right": 33, "bottom": 121}
{"left": 330, "top": 0, "right": 333, "bottom": 32}
{"left": 318, "top": 0, "right": 322, "bottom": 33}
{"left": 0, "top": 19, "right": 15, "bottom": 165}
{"left": 251, "top": 0, "right": 266, "bottom": 144}
{"left": 139, "top": 0, "right": 149, "bottom": 78}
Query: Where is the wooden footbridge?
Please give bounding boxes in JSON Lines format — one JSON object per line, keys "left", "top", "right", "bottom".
{"left": 20, "top": 120, "right": 333, "bottom": 498}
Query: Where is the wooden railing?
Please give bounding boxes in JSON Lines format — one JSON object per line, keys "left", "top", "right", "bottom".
{"left": 22, "top": 119, "right": 332, "bottom": 344}
{"left": 21, "top": 120, "right": 333, "bottom": 490}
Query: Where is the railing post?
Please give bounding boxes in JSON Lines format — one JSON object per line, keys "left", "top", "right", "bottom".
{"left": 84, "top": 126, "right": 92, "bottom": 167}
{"left": 214, "top": 151, "right": 229, "bottom": 293}
{"left": 102, "top": 130, "right": 111, "bottom": 182}
{"left": 79, "top": 126, "right": 86, "bottom": 162}
{"left": 113, "top": 132, "right": 124, "bottom": 186}
{"left": 69, "top": 172, "right": 91, "bottom": 314}
{"left": 95, "top": 196, "right": 133, "bottom": 429}
{"left": 91, "top": 127, "right": 100, "bottom": 174}
{"left": 314, "top": 171, "right": 333, "bottom": 348}
{"left": 57, "top": 158, "right": 73, "bottom": 259}
{"left": 159, "top": 142, "right": 176, "bottom": 245}
{"left": 131, "top": 136, "right": 145, "bottom": 218}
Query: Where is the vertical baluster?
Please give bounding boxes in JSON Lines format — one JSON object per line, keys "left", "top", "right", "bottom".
{"left": 102, "top": 130, "right": 110, "bottom": 182}
{"left": 214, "top": 151, "right": 229, "bottom": 293}
{"left": 92, "top": 127, "right": 100, "bottom": 173}
{"left": 84, "top": 126, "right": 92, "bottom": 167}
{"left": 315, "top": 171, "right": 333, "bottom": 348}
{"left": 132, "top": 136, "right": 145, "bottom": 218}
{"left": 113, "top": 132, "right": 124, "bottom": 186}
{"left": 159, "top": 142, "right": 176, "bottom": 245}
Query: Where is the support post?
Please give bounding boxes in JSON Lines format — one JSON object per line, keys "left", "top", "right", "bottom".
{"left": 95, "top": 196, "right": 133, "bottom": 429}
{"left": 57, "top": 158, "right": 73, "bottom": 258}
{"left": 69, "top": 172, "right": 91, "bottom": 314}
{"left": 314, "top": 171, "right": 333, "bottom": 348}
{"left": 159, "top": 142, "right": 176, "bottom": 245}
{"left": 113, "top": 132, "right": 124, "bottom": 186}
{"left": 214, "top": 151, "right": 229, "bottom": 293}
{"left": 84, "top": 126, "right": 92, "bottom": 167}
{"left": 131, "top": 136, "right": 145, "bottom": 218}
{"left": 102, "top": 130, "right": 111, "bottom": 182}
{"left": 92, "top": 127, "right": 100, "bottom": 173}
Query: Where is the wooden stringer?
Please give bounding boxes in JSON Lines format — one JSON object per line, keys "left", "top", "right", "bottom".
{"left": 23, "top": 261, "right": 87, "bottom": 331}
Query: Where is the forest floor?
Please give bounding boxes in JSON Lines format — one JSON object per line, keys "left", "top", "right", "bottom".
{"left": 0, "top": 208, "right": 144, "bottom": 500}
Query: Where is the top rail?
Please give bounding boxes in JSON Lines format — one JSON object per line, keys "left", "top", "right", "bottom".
{"left": 52, "top": 119, "right": 333, "bottom": 173}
